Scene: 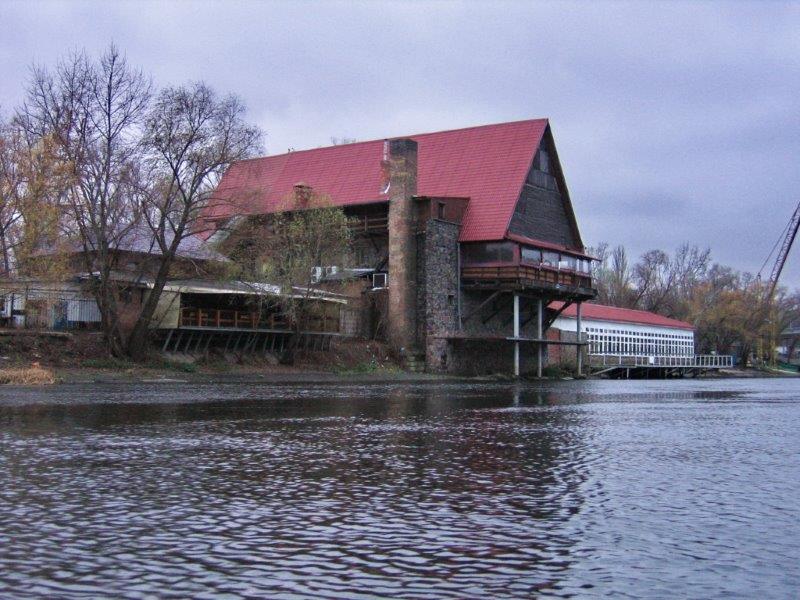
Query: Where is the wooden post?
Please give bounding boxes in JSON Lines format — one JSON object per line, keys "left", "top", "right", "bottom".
{"left": 513, "top": 293, "right": 520, "bottom": 377}
{"left": 576, "top": 302, "right": 583, "bottom": 376}
{"left": 537, "top": 298, "right": 543, "bottom": 378}
{"left": 162, "top": 329, "right": 174, "bottom": 352}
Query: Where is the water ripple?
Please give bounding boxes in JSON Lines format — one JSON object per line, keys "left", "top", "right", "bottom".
{"left": 0, "top": 379, "right": 799, "bottom": 598}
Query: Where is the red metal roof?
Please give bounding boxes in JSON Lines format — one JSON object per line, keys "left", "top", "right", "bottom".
{"left": 205, "top": 119, "right": 548, "bottom": 242}
{"left": 550, "top": 302, "right": 695, "bottom": 331}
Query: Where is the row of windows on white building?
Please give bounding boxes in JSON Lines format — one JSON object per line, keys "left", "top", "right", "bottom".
{"left": 585, "top": 326, "right": 694, "bottom": 357}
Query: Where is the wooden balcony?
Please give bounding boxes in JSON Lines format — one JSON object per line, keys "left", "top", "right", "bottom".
{"left": 348, "top": 215, "right": 388, "bottom": 235}
{"left": 181, "top": 307, "right": 276, "bottom": 329}
{"left": 461, "top": 264, "right": 596, "bottom": 300}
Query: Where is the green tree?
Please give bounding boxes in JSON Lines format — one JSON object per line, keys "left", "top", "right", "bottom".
{"left": 239, "top": 191, "right": 352, "bottom": 363}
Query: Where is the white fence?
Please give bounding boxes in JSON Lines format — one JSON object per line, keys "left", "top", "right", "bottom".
{"left": 1, "top": 288, "right": 101, "bottom": 330}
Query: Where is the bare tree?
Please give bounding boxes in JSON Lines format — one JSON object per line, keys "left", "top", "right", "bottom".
{"left": 126, "top": 82, "right": 262, "bottom": 359}
{"left": 16, "top": 45, "right": 151, "bottom": 355}
{"left": 591, "top": 243, "right": 637, "bottom": 307}
{"left": 633, "top": 244, "right": 710, "bottom": 316}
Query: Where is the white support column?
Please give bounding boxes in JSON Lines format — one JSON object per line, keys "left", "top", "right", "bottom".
{"left": 537, "top": 298, "right": 543, "bottom": 378}
{"left": 513, "top": 293, "right": 520, "bottom": 377}
{"left": 576, "top": 302, "right": 583, "bottom": 376}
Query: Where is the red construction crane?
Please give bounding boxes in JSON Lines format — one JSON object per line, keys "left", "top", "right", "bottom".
{"left": 760, "top": 200, "right": 800, "bottom": 302}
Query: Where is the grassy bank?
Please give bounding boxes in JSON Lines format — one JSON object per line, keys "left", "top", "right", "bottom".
{"left": 0, "top": 330, "right": 405, "bottom": 385}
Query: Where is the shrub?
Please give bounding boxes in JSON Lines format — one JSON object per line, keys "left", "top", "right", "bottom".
{"left": 0, "top": 364, "right": 56, "bottom": 385}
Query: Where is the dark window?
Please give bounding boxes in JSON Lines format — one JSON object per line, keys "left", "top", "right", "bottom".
{"left": 461, "top": 242, "right": 515, "bottom": 264}
{"left": 437, "top": 202, "right": 446, "bottom": 220}
{"left": 537, "top": 149, "right": 550, "bottom": 174}
{"left": 521, "top": 246, "right": 542, "bottom": 264}
{"left": 542, "top": 251, "right": 559, "bottom": 267}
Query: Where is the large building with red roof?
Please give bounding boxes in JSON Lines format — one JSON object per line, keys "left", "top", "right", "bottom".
{"left": 208, "top": 119, "right": 597, "bottom": 375}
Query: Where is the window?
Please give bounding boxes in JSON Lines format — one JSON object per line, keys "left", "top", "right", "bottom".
{"left": 542, "top": 251, "right": 559, "bottom": 267}
{"left": 437, "top": 202, "right": 446, "bottom": 220}
{"left": 537, "top": 149, "right": 550, "bottom": 174}
{"left": 521, "top": 247, "right": 542, "bottom": 264}
{"left": 461, "top": 242, "right": 515, "bottom": 264}
{"left": 559, "top": 255, "right": 577, "bottom": 271}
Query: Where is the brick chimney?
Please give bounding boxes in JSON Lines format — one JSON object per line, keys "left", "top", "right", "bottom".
{"left": 386, "top": 138, "right": 418, "bottom": 354}
{"left": 293, "top": 182, "right": 313, "bottom": 207}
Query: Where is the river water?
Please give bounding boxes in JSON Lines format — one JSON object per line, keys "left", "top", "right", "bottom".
{"left": 0, "top": 378, "right": 799, "bottom": 599}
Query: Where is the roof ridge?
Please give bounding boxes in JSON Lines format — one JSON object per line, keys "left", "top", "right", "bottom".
{"left": 244, "top": 118, "right": 550, "bottom": 162}
{"left": 600, "top": 304, "right": 688, "bottom": 320}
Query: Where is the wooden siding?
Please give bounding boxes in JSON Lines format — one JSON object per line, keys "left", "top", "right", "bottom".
{"left": 508, "top": 182, "right": 578, "bottom": 248}
{"left": 507, "top": 127, "right": 583, "bottom": 250}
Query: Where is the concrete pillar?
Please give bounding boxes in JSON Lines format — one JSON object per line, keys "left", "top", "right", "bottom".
{"left": 513, "top": 293, "right": 520, "bottom": 377}
{"left": 537, "top": 298, "right": 543, "bottom": 378}
{"left": 576, "top": 302, "right": 583, "bottom": 376}
{"left": 386, "top": 139, "right": 418, "bottom": 355}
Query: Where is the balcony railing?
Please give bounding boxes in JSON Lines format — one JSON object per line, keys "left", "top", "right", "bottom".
{"left": 461, "top": 264, "right": 594, "bottom": 293}
{"left": 180, "top": 308, "right": 282, "bottom": 329}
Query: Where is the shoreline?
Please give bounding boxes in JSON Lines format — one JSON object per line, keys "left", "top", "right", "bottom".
{"left": 2, "top": 364, "right": 793, "bottom": 387}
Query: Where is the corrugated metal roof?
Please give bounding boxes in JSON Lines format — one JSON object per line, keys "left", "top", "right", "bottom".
{"left": 161, "top": 279, "right": 348, "bottom": 303}
{"left": 551, "top": 301, "right": 695, "bottom": 331}
{"left": 205, "top": 119, "right": 548, "bottom": 242}
{"left": 35, "top": 224, "right": 228, "bottom": 263}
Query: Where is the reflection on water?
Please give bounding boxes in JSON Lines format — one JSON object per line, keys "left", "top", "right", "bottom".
{"left": 0, "top": 379, "right": 799, "bottom": 598}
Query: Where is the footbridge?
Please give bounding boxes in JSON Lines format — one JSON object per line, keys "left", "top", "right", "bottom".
{"left": 590, "top": 354, "right": 734, "bottom": 379}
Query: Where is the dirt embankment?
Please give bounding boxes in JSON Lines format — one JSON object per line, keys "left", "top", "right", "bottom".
{"left": 0, "top": 329, "right": 403, "bottom": 384}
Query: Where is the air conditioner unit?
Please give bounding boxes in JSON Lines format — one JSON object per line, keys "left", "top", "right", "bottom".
{"left": 311, "top": 266, "right": 323, "bottom": 282}
{"left": 372, "top": 273, "right": 388, "bottom": 289}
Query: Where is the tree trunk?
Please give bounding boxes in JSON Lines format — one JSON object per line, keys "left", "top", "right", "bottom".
{"left": 126, "top": 252, "right": 175, "bottom": 361}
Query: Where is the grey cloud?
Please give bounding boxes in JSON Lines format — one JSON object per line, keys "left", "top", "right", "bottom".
{"left": 2, "top": 0, "right": 799, "bottom": 286}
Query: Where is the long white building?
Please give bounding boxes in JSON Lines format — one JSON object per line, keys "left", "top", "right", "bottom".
{"left": 551, "top": 302, "right": 695, "bottom": 358}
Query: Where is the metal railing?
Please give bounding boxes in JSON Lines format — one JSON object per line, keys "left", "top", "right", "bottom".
{"left": 590, "top": 354, "right": 734, "bottom": 368}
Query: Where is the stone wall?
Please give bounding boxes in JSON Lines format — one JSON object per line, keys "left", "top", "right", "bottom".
{"left": 417, "top": 219, "right": 460, "bottom": 371}
{"left": 448, "top": 339, "right": 547, "bottom": 376}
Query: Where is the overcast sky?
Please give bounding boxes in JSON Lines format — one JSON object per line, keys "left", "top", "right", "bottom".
{"left": 2, "top": 0, "right": 799, "bottom": 287}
